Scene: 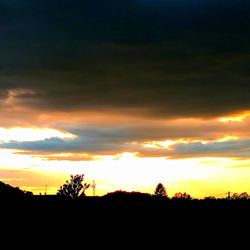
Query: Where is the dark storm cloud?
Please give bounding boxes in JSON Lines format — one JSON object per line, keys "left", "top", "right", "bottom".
{"left": 1, "top": 0, "right": 250, "bottom": 117}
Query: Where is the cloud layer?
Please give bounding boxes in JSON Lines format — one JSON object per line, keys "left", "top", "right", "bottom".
{"left": 1, "top": 116, "right": 250, "bottom": 159}
{"left": 1, "top": 1, "right": 250, "bottom": 161}
{"left": 0, "top": 0, "right": 250, "bottom": 119}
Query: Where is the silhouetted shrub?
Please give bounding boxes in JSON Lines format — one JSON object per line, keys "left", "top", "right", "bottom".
{"left": 57, "top": 174, "right": 90, "bottom": 199}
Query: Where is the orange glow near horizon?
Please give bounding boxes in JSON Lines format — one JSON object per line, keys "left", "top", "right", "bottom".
{"left": 1, "top": 148, "right": 250, "bottom": 198}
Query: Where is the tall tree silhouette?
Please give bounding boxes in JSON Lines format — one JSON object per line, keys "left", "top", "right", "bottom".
{"left": 57, "top": 174, "right": 90, "bottom": 199}
{"left": 154, "top": 183, "right": 167, "bottom": 197}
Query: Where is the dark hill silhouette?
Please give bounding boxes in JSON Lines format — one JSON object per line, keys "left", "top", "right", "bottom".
{"left": 103, "top": 190, "right": 152, "bottom": 199}
{"left": 0, "top": 181, "right": 32, "bottom": 197}
{"left": 101, "top": 190, "right": 169, "bottom": 209}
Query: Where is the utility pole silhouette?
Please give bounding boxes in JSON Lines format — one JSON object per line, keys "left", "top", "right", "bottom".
{"left": 227, "top": 191, "right": 231, "bottom": 200}
{"left": 45, "top": 185, "right": 47, "bottom": 195}
{"left": 90, "top": 180, "right": 96, "bottom": 196}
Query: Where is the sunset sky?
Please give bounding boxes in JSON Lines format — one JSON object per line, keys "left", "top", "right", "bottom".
{"left": 1, "top": 0, "right": 250, "bottom": 198}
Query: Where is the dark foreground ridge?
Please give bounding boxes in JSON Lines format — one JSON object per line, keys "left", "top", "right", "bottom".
{"left": 1, "top": 181, "right": 250, "bottom": 212}
{"left": 1, "top": 189, "right": 250, "bottom": 239}
{"left": 1, "top": 182, "right": 250, "bottom": 226}
{"left": 2, "top": 190, "right": 250, "bottom": 214}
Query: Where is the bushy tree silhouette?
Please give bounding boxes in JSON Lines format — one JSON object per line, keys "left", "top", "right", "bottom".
{"left": 231, "top": 192, "right": 250, "bottom": 200}
{"left": 173, "top": 192, "right": 192, "bottom": 200}
{"left": 57, "top": 174, "right": 90, "bottom": 199}
{"left": 154, "top": 183, "right": 167, "bottom": 197}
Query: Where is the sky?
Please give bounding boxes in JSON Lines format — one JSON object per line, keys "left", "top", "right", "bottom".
{"left": 1, "top": 0, "right": 250, "bottom": 198}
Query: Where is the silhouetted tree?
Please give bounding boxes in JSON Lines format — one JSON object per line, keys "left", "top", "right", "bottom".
{"left": 231, "top": 192, "right": 250, "bottom": 200}
{"left": 173, "top": 192, "right": 192, "bottom": 200}
{"left": 57, "top": 174, "right": 90, "bottom": 199}
{"left": 239, "top": 192, "right": 250, "bottom": 199}
{"left": 154, "top": 183, "right": 167, "bottom": 197}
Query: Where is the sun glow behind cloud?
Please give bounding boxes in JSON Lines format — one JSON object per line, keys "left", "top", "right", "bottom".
{"left": 0, "top": 149, "right": 43, "bottom": 171}
{"left": 142, "top": 139, "right": 186, "bottom": 149}
{"left": 218, "top": 111, "right": 250, "bottom": 123}
{"left": 0, "top": 127, "right": 76, "bottom": 142}
{"left": 142, "top": 135, "right": 240, "bottom": 150}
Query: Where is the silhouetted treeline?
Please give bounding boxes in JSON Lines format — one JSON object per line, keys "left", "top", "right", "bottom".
{"left": 1, "top": 181, "right": 250, "bottom": 214}
{"left": 1, "top": 188, "right": 250, "bottom": 210}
